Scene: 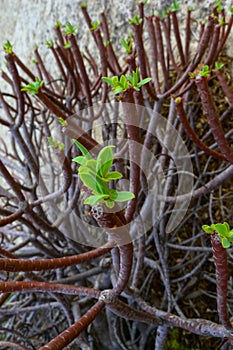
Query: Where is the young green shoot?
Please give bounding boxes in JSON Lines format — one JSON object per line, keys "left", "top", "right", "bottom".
{"left": 129, "top": 14, "right": 143, "bottom": 26}
{"left": 45, "top": 40, "right": 54, "bottom": 48}
{"left": 64, "top": 22, "right": 79, "bottom": 35}
{"left": 72, "top": 140, "right": 135, "bottom": 208}
{"left": 3, "top": 40, "right": 13, "bottom": 54}
{"left": 102, "top": 68, "right": 152, "bottom": 95}
{"left": 121, "top": 37, "right": 133, "bottom": 54}
{"left": 91, "top": 21, "right": 101, "bottom": 31}
{"left": 170, "top": 1, "right": 181, "bottom": 12}
{"left": 21, "top": 77, "right": 44, "bottom": 95}
{"left": 214, "top": 62, "right": 224, "bottom": 71}
{"left": 202, "top": 222, "right": 233, "bottom": 248}
{"left": 216, "top": 0, "right": 223, "bottom": 13}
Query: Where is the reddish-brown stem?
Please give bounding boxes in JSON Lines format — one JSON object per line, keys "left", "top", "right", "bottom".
{"left": 0, "top": 241, "right": 114, "bottom": 271}
{"left": 100, "top": 12, "right": 121, "bottom": 74}
{"left": 34, "top": 48, "right": 56, "bottom": 89}
{"left": 39, "top": 300, "right": 105, "bottom": 350}
{"left": 204, "top": 24, "right": 221, "bottom": 66}
{"left": 161, "top": 18, "right": 180, "bottom": 75}
{"left": 54, "top": 44, "right": 78, "bottom": 97}
{"left": 0, "top": 280, "right": 99, "bottom": 297}
{"left": 132, "top": 23, "right": 155, "bottom": 99}
{"left": 32, "top": 89, "right": 98, "bottom": 151}
{"left": 54, "top": 25, "right": 66, "bottom": 54}
{"left": 215, "top": 69, "right": 233, "bottom": 107}
{"left": 138, "top": 298, "right": 233, "bottom": 339}
{"left": 146, "top": 16, "right": 160, "bottom": 94}
{"left": 49, "top": 44, "right": 67, "bottom": 82}
{"left": 13, "top": 53, "right": 36, "bottom": 80}
{"left": 112, "top": 243, "right": 133, "bottom": 295}
{"left": 0, "top": 208, "right": 24, "bottom": 227}
{"left": 195, "top": 76, "right": 233, "bottom": 164}
{"left": 210, "top": 232, "right": 232, "bottom": 329}
{"left": 154, "top": 16, "right": 169, "bottom": 89}
{"left": 170, "top": 10, "right": 185, "bottom": 67}
{"left": 159, "top": 16, "right": 215, "bottom": 98}
{"left": 68, "top": 33, "right": 93, "bottom": 109}
{"left": 175, "top": 98, "right": 226, "bottom": 161}
{"left": 185, "top": 9, "right": 192, "bottom": 64}
{"left": 107, "top": 298, "right": 161, "bottom": 326}
{"left": 5, "top": 53, "right": 25, "bottom": 128}
{"left": 217, "top": 14, "right": 233, "bottom": 56}
{"left": 121, "top": 90, "right": 141, "bottom": 223}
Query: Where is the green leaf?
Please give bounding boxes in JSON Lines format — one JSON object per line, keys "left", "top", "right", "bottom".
{"left": 21, "top": 77, "right": 44, "bottom": 95}
{"left": 64, "top": 22, "right": 78, "bottom": 35}
{"left": 80, "top": 2, "right": 88, "bottom": 8}
{"left": 85, "top": 159, "right": 98, "bottom": 171}
{"left": 137, "top": 77, "right": 152, "bottom": 87}
{"left": 84, "top": 194, "right": 108, "bottom": 205}
{"left": 223, "top": 222, "right": 230, "bottom": 231}
{"left": 72, "top": 139, "right": 92, "bottom": 159}
{"left": 133, "top": 69, "right": 139, "bottom": 85}
{"left": 96, "top": 146, "right": 115, "bottom": 177}
{"left": 3, "top": 40, "right": 13, "bottom": 54}
{"left": 125, "top": 74, "right": 134, "bottom": 85}
{"left": 129, "top": 14, "right": 143, "bottom": 25}
{"left": 114, "top": 191, "right": 135, "bottom": 202}
{"left": 58, "top": 117, "right": 67, "bottom": 126}
{"left": 91, "top": 21, "right": 101, "bottom": 31}
{"left": 79, "top": 172, "right": 107, "bottom": 194}
{"left": 102, "top": 171, "right": 123, "bottom": 182}
{"left": 72, "top": 156, "right": 87, "bottom": 165}
{"left": 113, "top": 86, "right": 124, "bottom": 95}
{"left": 45, "top": 40, "right": 54, "bottom": 48}
{"left": 215, "top": 223, "right": 228, "bottom": 236}
{"left": 55, "top": 21, "right": 62, "bottom": 28}
{"left": 221, "top": 237, "right": 230, "bottom": 249}
{"left": 170, "top": 1, "right": 180, "bottom": 11}
{"left": 202, "top": 224, "right": 215, "bottom": 234}
{"left": 102, "top": 77, "right": 116, "bottom": 87}
{"left": 121, "top": 38, "right": 132, "bottom": 53}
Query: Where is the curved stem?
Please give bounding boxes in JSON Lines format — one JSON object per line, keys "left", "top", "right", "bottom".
{"left": 211, "top": 232, "right": 232, "bottom": 329}
{"left": 39, "top": 300, "right": 105, "bottom": 350}
{"left": 0, "top": 241, "right": 114, "bottom": 272}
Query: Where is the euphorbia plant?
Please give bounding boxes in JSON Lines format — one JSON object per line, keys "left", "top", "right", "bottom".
{"left": 202, "top": 222, "right": 233, "bottom": 248}
{"left": 102, "top": 67, "right": 152, "bottom": 95}
{"left": 202, "top": 222, "right": 233, "bottom": 329}
{"left": 72, "top": 139, "right": 135, "bottom": 208}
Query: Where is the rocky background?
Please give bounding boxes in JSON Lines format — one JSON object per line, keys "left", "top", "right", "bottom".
{"left": 0, "top": 0, "right": 232, "bottom": 71}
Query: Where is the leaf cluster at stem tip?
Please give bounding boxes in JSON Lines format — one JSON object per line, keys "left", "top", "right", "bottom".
{"left": 170, "top": 1, "right": 180, "bottom": 12}
{"left": 21, "top": 77, "right": 44, "bottom": 95}
{"left": 102, "top": 68, "right": 152, "bottom": 95}
{"left": 121, "top": 37, "right": 133, "bottom": 54}
{"left": 189, "top": 65, "right": 211, "bottom": 79}
{"left": 72, "top": 140, "right": 135, "bottom": 208}
{"left": 3, "top": 40, "right": 13, "bottom": 54}
{"left": 202, "top": 222, "right": 233, "bottom": 248}
{"left": 129, "top": 14, "right": 143, "bottom": 25}
{"left": 64, "top": 22, "right": 78, "bottom": 35}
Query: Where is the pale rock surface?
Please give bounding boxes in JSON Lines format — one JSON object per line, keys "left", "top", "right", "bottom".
{"left": 0, "top": 0, "right": 232, "bottom": 73}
